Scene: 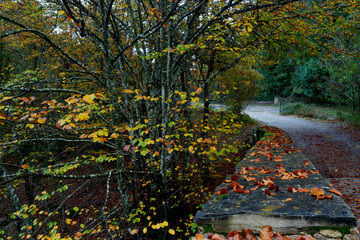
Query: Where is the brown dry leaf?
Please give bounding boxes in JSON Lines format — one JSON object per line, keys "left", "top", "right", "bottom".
{"left": 303, "top": 160, "right": 309, "bottom": 166}
{"left": 228, "top": 230, "right": 243, "bottom": 240}
{"left": 274, "top": 232, "right": 292, "bottom": 240}
{"left": 195, "top": 233, "right": 204, "bottom": 240}
{"left": 250, "top": 186, "right": 259, "bottom": 191}
{"left": 329, "top": 188, "right": 343, "bottom": 197}
{"left": 243, "top": 176, "right": 257, "bottom": 182}
{"left": 249, "top": 152, "right": 256, "bottom": 156}
{"left": 260, "top": 225, "right": 273, "bottom": 240}
{"left": 275, "top": 156, "right": 282, "bottom": 162}
{"left": 309, "top": 187, "right": 325, "bottom": 196}
{"left": 297, "top": 187, "right": 310, "bottom": 193}
{"left": 308, "top": 169, "right": 319, "bottom": 174}
{"left": 242, "top": 229, "right": 257, "bottom": 240}
{"left": 316, "top": 194, "right": 333, "bottom": 200}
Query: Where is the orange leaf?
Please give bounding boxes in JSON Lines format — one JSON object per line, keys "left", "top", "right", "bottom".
{"left": 130, "top": 229, "right": 138, "bottom": 235}
{"left": 309, "top": 187, "right": 324, "bottom": 196}
{"left": 316, "top": 194, "right": 332, "bottom": 200}
{"left": 329, "top": 189, "right": 343, "bottom": 197}
{"left": 297, "top": 187, "right": 310, "bottom": 193}
{"left": 195, "top": 233, "right": 204, "bottom": 240}
{"left": 75, "top": 232, "right": 83, "bottom": 237}
{"left": 275, "top": 156, "right": 282, "bottom": 162}
{"left": 303, "top": 160, "right": 309, "bottom": 166}
{"left": 21, "top": 165, "right": 28, "bottom": 170}
{"left": 260, "top": 225, "right": 273, "bottom": 240}
{"left": 228, "top": 231, "right": 242, "bottom": 240}
{"left": 284, "top": 198, "right": 293, "bottom": 202}
{"left": 249, "top": 152, "right": 256, "bottom": 156}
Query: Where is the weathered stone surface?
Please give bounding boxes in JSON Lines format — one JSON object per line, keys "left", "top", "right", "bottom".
{"left": 319, "top": 229, "right": 342, "bottom": 238}
{"left": 194, "top": 131, "right": 357, "bottom": 234}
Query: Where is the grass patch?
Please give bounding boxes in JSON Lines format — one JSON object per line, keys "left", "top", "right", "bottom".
{"left": 280, "top": 103, "right": 360, "bottom": 126}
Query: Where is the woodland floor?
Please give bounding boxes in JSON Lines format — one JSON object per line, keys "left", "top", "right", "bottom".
{"left": 244, "top": 103, "right": 360, "bottom": 229}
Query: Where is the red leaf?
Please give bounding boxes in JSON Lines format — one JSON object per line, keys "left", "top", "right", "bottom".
{"left": 265, "top": 189, "right": 276, "bottom": 196}
{"left": 123, "top": 144, "right": 131, "bottom": 151}
{"left": 260, "top": 225, "right": 273, "bottom": 240}
{"left": 231, "top": 173, "right": 239, "bottom": 181}
{"left": 228, "top": 231, "right": 243, "bottom": 240}
{"left": 215, "top": 188, "right": 228, "bottom": 195}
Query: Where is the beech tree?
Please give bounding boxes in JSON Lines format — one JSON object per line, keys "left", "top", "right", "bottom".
{"left": 1, "top": 0, "right": 350, "bottom": 238}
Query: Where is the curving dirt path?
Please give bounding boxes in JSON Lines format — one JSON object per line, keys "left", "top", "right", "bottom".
{"left": 244, "top": 103, "right": 360, "bottom": 225}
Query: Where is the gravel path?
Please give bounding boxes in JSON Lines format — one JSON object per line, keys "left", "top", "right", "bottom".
{"left": 244, "top": 103, "right": 360, "bottom": 226}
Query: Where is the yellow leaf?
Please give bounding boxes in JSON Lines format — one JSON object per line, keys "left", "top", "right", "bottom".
{"left": 169, "top": 229, "right": 175, "bottom": 235}
{"left": 77, "top": 113, "right": 90, "bottom": 121}
{"left": 37, "top": 118, "right": 46, "bottom": 124}
{"left": 58, "top": 10, "right": 65, "bottom": 16}
{"left": 27, "top": 226, "right": 32, "bottom": 230}
{"left": 83, "top": 94, "right": 95, "bottom": 104}
{"left": 66, "top": 219, "right": 72, "bottom": 224}
{"left": 143, "top": 227, "right": 147, "bottom": 234}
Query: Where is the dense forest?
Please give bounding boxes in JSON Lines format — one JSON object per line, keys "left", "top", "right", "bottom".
{"left": 0, "top": 0, "right": 358, "bottom": 239}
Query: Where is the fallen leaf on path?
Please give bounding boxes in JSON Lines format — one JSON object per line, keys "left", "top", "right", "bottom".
{"left": 208, "top": 233, "right": 225, "bottom": 240}
{"left": 260, "top": 225, "right": 273, "bottom": 240}
{"left": 309, "top": 187, "right": 324, "bottom": 196}
{"left": 284, "top": 198, "right": 293, "bottom": 202}
{"left": 288, "top": 186, "right": 297, "bottom": 193}
{"left": 227, "top": 231, "right": 242, "bottom": 240}
{"left": 231, "top": 173, "right": 239, "bottom": 181}
{"left": 297, "top": 187, "right": 310, "bottom": 193}
{"left": 215, "top": 188, "right": 228, "bottom": 195}
{"left": 316, "top": 194, "right": 333, "bottom": 200}
{"left": 265, "top": 189, "right": 276, "bottom": 196}
{"left": 303, "top": 160, "right": 309, "bottom": 166}
{"left": 274, "top": 232, "right": 292, "bottom": 240}
{"left": 329, "top": 188, "right": 343, "bottom": 197}
{"left": 242, "top": 229, "right": 257, "bottom": 240}
{"left": 195, "top": 233, "right": 204, "bottom": 240}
